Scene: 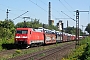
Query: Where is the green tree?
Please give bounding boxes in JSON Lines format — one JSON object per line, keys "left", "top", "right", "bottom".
{"left": 65, "top": 27, "right": 76, "bottom": 34}
{"left": 47, "top": 25, "right": 59, "bottom": 31}
{"left": 85, "top": 23, "right": 90, "bottom": 35}
{"left": 15, "top": 18, "right": 42, "bottom": 28}
{"left": 65, "top": 26, "right": 83, "bottom": 35}
{"left": 0, "top": 20, "right": 15, "bottom": 39}
{"left": 15, "top": 18, "right": 59, "bottom": 31}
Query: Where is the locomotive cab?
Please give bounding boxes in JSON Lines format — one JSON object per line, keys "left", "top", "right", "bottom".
{"left": 15, "top": 28, "right": 30, "bottom": 48}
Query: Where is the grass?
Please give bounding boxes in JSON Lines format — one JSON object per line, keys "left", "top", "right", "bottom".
{"left": 62, "top": 36, "right": 90, "bottom": 60}
{"left": 0, "top": 42, "right": 72, "bottom": 60}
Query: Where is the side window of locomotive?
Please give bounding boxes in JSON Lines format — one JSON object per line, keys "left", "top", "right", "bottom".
{"left": 16, "top": 30, "right": 22, "bottom": 34}
{"left": 30, "top": 31, "right": 31, "bottom": 34}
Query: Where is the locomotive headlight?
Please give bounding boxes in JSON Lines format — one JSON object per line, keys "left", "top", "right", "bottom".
{"left": 15, "top": 36, "right": 20, "bottom": 38}
{"left": 15, "top": 39, "right": 17, "bottom": 41}
{"left": 22, "top": 36, "right": 27, "bottom": 38}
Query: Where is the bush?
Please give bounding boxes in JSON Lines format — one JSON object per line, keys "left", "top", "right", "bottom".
{"left": 63, "top": 37, "right": 90, "bottom": 60}
{"left": 0, "top": 37, "right": 14, "bottom": 51}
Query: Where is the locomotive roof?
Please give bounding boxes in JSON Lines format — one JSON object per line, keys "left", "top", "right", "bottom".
{"left": 16, "top": 28, "right": 33, "bottom": 30}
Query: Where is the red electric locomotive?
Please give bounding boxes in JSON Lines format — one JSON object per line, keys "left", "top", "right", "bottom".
{"left": 15, "top": 28, "right": 44, "bottom": 48}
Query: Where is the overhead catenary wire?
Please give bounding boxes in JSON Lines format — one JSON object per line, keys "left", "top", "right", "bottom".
{"left": 0, "top": 3, "right": 26, "bottom": 12}
{"left": 0, "top": 3, "right": 30, "bottom": 19}
{"left": 61, "top": 11, "right": 75, "bottom": 21}
{"left": 0, "top": 3, "right": 36, "bottom": 21}
{"left": 63, "top": 0, "right": 74, "bottom": 10}
{"left": 88, "top": 11, "right": 89, "bottom": 23}
{"left": 28, "top": 0, "right": 47, "bottom": 12}
{"left": 59, "top": 0, "right": 75, "bottom": 16}
{"left": 13, "top": 11, "right": 29, "bottom": 20}
{"left": 40, "top": 0, "right": 59, "bottom": 18}
{"left": 28, "top": 0, "right": 56, "bottom": 18}
{"left": 88, "top": 6, "right": 90, "bottom": 23}
{"left": 39, "top": 0, "right": 61, "bottom": 17}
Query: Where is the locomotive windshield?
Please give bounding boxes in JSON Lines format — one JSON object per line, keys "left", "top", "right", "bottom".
{"left": 16, "top": 30, "right": 28, "bottom": 34}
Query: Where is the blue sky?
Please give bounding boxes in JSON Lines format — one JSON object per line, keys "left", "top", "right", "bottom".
{"left": 0, "top": 0, "right": 90, "bottom": 31}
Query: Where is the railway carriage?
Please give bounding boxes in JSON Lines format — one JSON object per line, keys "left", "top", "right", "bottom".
{"left": 67, "top": 34, "right": 71, "bottom": 41}
{"left": 56, "top": 32, "right": 63, "bottom": 43}
{"left": 63, "top": 33, "right": 68, "bottom": 42}
{"left": 44, "top": 33, "right": 56, "bottom": 44}
{"left": 70, "top": 35, "right": 76, "bottom": 41}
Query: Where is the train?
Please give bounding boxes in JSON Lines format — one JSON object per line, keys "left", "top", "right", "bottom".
{"left": 14, "top": 27, "right": 83, "bottom": 48}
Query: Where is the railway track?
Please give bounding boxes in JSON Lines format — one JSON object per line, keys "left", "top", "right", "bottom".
{"left": 9, "top": 42, "right": 75, "bottom": 60}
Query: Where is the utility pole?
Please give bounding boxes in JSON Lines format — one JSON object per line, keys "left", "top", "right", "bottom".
{"left": 6, "top": 9, "right": 10, "bottom": 20}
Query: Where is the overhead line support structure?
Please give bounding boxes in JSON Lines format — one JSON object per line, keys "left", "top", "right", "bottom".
{"left": 57, "top": 10, "right": 89, "bottom": 48}
{"left": 23, "top": 17, "right": 30, "bottom": 28}
{"left": 74, "top": 10, "right": 89, "bottom": 47}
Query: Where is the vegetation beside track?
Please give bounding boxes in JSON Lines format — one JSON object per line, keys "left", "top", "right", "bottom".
{"left": 62, "top": 37, "right": 90, "bottom": 60}
{"left": 0, "top": 42, "right": 72, "bottom": 60}
{"left": 0, "top": 38, "right": 14, "bottom": 51}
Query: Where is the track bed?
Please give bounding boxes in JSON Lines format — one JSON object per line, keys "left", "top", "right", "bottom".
{"left": 9, "top": 41, "right": 75, "bottom": 60}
